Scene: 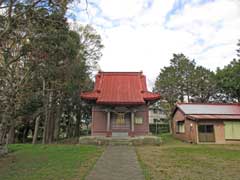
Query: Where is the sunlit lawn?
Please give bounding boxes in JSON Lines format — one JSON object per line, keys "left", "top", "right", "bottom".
{"left": 0, "top": 144, "right": 103, "bottom": 180}
{"left": 136, "top": 133, "right": 240, "bottom": 180}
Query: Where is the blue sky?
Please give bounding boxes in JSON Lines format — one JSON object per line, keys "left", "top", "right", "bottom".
{"left": 67, "top": 0, "right": 240, "bottom": 89}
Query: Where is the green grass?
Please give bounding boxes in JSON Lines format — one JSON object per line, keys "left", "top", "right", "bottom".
{"left": 136, "top": 133, "right": 240, "bottom": 180}
{"left": 159, "top": 133, "right": 184, "bottom": 145}
{"left": 0, "top": 144, "right": 104, "bottom": 180}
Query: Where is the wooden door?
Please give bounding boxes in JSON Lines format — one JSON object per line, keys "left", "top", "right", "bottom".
{"left": 198, "top": 124, "right": 215, "bottom": 142}
{"left": 111, "top": 112, "right": 130, "bottom": 131}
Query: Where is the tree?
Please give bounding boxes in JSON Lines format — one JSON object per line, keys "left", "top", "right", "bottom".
{"left": 0, "top": 1, "right": 103, "bottom": 146}
{"left": 154, "top": 66, "right": 179, "bottom": 106}
{"left": 154, "top": 53, "right": 217, "bottom": 133}
{"left": 62, "top": 25, "right": 103, "bottom": 138}
{"left": 237, "top": 39, "right": 240, "bottom": 57}
{"left": 215, "top": 41, "right": 240, "bottom": 102}
{"left": 154, "top": 53, "right": 196, "bottom": 104}
{"left": 191, "top": 66, "right": 216, "bottom": 102}
{"left": 0, "top": 0, "right": 99, "bottom": 145}
{"left": 216, "top": 59, "right": 240, "bottom": 102}
{"left": 155, "top": 53, "right": 217, "bottom": 104}
{"left": 154, "top": 54, "right": 196, "bottom": 133}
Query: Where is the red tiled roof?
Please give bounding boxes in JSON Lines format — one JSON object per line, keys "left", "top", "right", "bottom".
{"left": 81, "top": 71, "right": 160, "bottom": 105}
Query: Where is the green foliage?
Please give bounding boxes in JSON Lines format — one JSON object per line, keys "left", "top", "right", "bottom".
{"left": 216, "top": 59, "right": 240, "bottom": 102}
{"left": 192, "top": 66, "right": 216, "bottom": 102}
{"left": 0, "top": 1, "right": 103, "bottom": 144}
{"left": 19, "top": 95, "right": 43, "bottom": 116}
{"left": 149, "top": 124, "right": 170, "bottom": 134}
{"left": 154, "top": 53, "right": 216, "bottom": 104}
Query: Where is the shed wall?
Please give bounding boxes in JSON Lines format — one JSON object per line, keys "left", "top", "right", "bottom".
{"left": 172, "top": 110, "right": 197, "bottom": 143}
{"left": 198, "top": 120, "right": 225, "bottom": 144}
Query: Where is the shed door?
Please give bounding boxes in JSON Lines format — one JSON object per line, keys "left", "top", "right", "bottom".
{"left": 224, "top": 121, "right": 240, "bottom": 140}
{"left": 198, "top": 125, "right": 215, "bottom": 142}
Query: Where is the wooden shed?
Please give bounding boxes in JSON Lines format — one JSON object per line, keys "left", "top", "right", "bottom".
{"left": 172, "top": 103, "right": 240, "bottom": 144}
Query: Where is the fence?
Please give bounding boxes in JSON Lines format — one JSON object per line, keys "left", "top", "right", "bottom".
{"left": 149, "top": 123, "right": 170, "bottom": 134}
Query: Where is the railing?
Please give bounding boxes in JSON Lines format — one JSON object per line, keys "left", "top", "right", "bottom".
{"left": 149, "top": 123, "right": 170, "bottom": 134}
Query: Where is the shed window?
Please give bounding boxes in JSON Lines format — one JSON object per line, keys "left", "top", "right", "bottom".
{"left": 224, "top": 121, "right": 240, "bottom": 140}
{"left": 176, "top": 121, "right": 185, "bottom": 133}
{"left": 198, "top": 125, "right": 214, "bottom": 133}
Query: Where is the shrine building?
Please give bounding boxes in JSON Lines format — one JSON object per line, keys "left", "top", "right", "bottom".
{"left": 81, "top": 71, "right": 160, "bottom": 137}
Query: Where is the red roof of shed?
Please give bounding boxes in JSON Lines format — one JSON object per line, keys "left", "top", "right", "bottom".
{"left": 81, "top": 72, "right": 160, "bottom": 105}
{"left": 173, "top": 103, "right": 240, "bottom": 120}
{"left": 176, "top": 103, "right": 240, "bottom": 115}
{"left": 187, "top": 114, "right": 240, "bottom": 120}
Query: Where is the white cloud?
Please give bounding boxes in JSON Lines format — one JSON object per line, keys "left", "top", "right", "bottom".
{"left": 134, "top": 0, "right": 176, "bottom": 26}
{"left": 69, "top": 0, "right": 240, "bottom": 90}
{"left": 166, "top": 0, "right": 240, "bottom": 70}
{"left": 99, "top": 0, "right": 144, "bottom": 19}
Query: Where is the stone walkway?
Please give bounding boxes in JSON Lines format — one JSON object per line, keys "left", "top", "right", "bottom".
{"left": 86, "top": 145, "right": 145, "bottom": 180}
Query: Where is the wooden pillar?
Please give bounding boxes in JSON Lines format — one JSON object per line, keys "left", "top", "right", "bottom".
{"left": 131, "top": 111, "right": 135, "bottom": 133}
{"left": 195, "top": 121, "right": 199, "bottom": 144}
{"left": 107, "top": 111, "right": 111, "bottom": 136}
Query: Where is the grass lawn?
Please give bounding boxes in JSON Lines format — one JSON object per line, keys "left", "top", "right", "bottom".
{"left": 0, "top": 144, "right": 104, "bottom": 180}
{"left": 136, "top": 133, "right": 240, "bottom": 180}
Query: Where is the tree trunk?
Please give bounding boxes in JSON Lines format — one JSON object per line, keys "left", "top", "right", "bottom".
{"left": 0, "top": 113, "right": 7, "bottom": 145}
{"left": 22, "top": 126, "right": 28, "bottom": 143}
{"left": 42, "top": 100, "right": 49, "bottom": 144}
{"left": 74, "top": 118, "right": 80, "bottom": 137}
{"left": 66, "top": 121, "right": 70, "bottom": 138}
{"left": 42, "top": 79, "right": 47, "bottom": 144}
{"left": 74, "top": 110, "right": 82, "bottom": 137}
{"left": 66, "top": 117, "right": 73, "bottom": 138}
{"left": 32, "top": 116, "right": 40, "bottom": 144}
{"left": 8, "top": 122, "right": 15, "bottom": 144}
{"left": 43, "top": 89, "right": 56, "bottom": 144}
{"left": 48, "top": 103, "right": 55, "bottom": 144}
{"left": 169, "top": 119, "right": 172, "bottom": 134}
{"left": 0, "top": 124, "right": 7, "bottom": 145}
{"left": 54, "top": 103, "right": 62, "bottom": 141}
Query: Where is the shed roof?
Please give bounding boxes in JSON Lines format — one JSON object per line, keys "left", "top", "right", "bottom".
{"left": 187, "top": 114, "right": 240, "bottom": 120}
{"left": 81, "top": 71, "right": 160, "bottom": 105}
{"left": 174, "top": 103, "right": 240, "bottom": 120}
{"left": 177, "top": 103, "right": 240, "bottom": 115}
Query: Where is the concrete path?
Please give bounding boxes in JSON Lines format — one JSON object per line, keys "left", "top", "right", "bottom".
{"left": 86, "top": 145, "right": 145, "bottom": 180}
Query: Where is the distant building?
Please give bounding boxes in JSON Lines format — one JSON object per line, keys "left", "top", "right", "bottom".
{"left": 172, "top": 103, "right": 240, "bottom": 144}
{"left": 148, "top": 106, "right": 167, "bottom": 124}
